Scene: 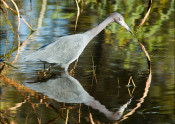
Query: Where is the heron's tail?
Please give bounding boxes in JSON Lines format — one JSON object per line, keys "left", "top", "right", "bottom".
{"left": 24, "top": 52, "right": 39, "bottom": 61}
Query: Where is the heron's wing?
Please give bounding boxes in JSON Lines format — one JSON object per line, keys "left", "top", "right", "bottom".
{"left": 25, "top": 34, "right": 85, "bottom": 64}
{"left": 46, "top": 34, "right": 85, "bottom": 63}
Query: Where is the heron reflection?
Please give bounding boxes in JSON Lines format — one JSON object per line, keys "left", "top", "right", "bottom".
{"left": 23, "top": 71, "right": 132, "bottom": 120}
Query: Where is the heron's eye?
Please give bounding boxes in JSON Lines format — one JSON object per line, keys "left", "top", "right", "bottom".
{"left": 119, "top": 18, "right": 122, "bottom": 21}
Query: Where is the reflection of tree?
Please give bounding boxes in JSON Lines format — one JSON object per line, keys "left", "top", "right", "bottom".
{"left": 67, "top": 0, "right": 173, "bottom": 75}
{"left": 79, "top": 0, "right": 174, "bottom": 69}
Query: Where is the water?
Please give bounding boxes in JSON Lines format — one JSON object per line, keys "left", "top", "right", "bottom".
{"left": 0, "top": 0, "right": 174, "bottom": 123}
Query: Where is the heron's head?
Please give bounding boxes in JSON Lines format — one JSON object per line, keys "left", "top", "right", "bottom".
{"left": 111, "top": 12, "right": 133, "bottom": 35}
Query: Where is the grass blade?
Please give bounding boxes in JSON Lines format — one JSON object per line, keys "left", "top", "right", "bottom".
{"left": 3, "top": 61, "right": 18, "bottom": 69}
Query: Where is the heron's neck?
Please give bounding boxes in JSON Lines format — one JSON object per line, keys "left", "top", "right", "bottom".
{"left": 85, "top": 16, "right": 114, "bottom": 41}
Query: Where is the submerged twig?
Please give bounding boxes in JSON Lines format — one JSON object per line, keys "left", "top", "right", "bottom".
{"left": 91, "top": 53, "right": 97, "bottom": 84}
{"left": 65, "top": 109, "right": 69, "bottom": 124}
{"left": 78, "top": 104, "right": 81, "bottom": 123}
{"left": 45, "top": 115, "right": 60, "bottom": 124}
{"left": 29, "top": 102, "right": 41, "bottom": 124}
{"left": 25, "top": 114, "right": 29, "bottom": 124}
{"left": 89, "top": 113, "right": 95, "bottom": 124}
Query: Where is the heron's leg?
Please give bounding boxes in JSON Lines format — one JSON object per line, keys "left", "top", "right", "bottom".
{"left": 38, "top": 65, "right": 47, "bottom": 78}
{"left": 69, "top": 58, "right": 79, "bottom": 75}
{"left": 45, "top": 63, "right": 55, "bottom": 71}
{"left": 44, "top": 62, "right": 46, "bottom": 70}
{"left": 74, "top": 58, "right": 78, "bottom": 68}
{"left": 38, "top": 62, "right": 51, "bottom": 78}
{"left": 72, "top": 58, "right": 79, "bottom": 70}
{"left": 65, "top": 66, "right": 68, "bottom": 72}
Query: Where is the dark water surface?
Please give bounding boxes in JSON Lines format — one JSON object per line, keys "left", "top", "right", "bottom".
{"left": 0, "top": 0, "right": 174, "bottom": 124}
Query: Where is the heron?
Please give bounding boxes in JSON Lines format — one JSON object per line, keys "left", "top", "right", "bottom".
{"left": 25, "top": 12, "right": 133, "bottom": 71}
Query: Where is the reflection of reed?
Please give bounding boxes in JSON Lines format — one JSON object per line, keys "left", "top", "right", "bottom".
{"left": 89, "top": 112, "right": 95, "bottom": 124}
{"left": 74, "top": 0, "right": 80, "bottom": 33}
{"left": 136, "top": 0, "right": 152, "bottom": 33}
{"left": 36, "top": 0, "right": 47, "bottom": 35}
{"left": 13, "top": 34, "right": 20, "bottom": 63}
{"left": 135, "top": 0, "right": 151, "bottom": 64}
{"left": 0, "top": 33, "right": 32, "bottom": 73}
{"left": 0, "top": 71, "right": 133, "bottom": 123}
{"left": 115, "top": 0, "right": 153, "bottom": 120}
{"left": 118, "top": 69, "right": 152, "bottom": 122}
{"left": 0, "top": 0, "right": 34, "bottom": 73}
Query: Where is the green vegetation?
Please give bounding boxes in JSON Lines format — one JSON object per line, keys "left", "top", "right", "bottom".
{"left": 0, "top": 0, "right": 174, "bottom": 123}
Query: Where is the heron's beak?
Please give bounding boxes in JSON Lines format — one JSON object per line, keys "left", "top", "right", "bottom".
{"left": 121, "top": 21, "right": 133, "bottom": 35}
